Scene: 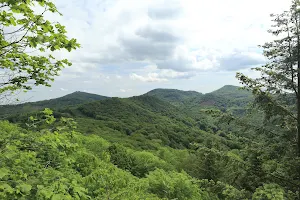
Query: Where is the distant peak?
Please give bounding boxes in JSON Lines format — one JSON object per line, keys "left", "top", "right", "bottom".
{"left": 147, "top": 88, "right": 201, "bottom": 94}
{"left": 59, "top": 91, "right": 109, "bottom": 100}
{"left": 221, "top": 85, "right": 240, "bottom": 89}
{"left": 70, "top": 91, "right": 89, "bottom": 94}
{"left": 211, "top": 85, "right": 240, "bottom": 92}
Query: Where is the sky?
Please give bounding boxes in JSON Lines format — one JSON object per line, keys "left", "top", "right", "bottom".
{"left": 21, "top": 0, "right": 291, "bottom": 101}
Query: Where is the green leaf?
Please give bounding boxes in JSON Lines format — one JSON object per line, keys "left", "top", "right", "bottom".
{"left": 0, "top": 183, "right": 14, "bottom": 194}
{"left": 0, "top": 168, "right": 10, "bottom": 179}
{"left": 51, "top": 194, "right": 65, "bottom": 200}
{"left": 9, "top": 17, "right": 16, "bottom": 26}
{"left": 42, "top": 108, "right": 53, "bottom": 115}
{"left": 0, "top": 0, "right": 80, "bottom": 96}
{"left": 18, "top": 183, "right": 32, "bottom": 194}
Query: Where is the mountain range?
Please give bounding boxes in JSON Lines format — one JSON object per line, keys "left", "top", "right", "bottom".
{"left": 0, "top": 85, "right": 252, "bottom": 150}
{"left": 0, "top": 85, "right": 252, "bottom": 117}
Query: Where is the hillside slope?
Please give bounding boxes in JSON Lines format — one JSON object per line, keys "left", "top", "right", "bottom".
{"left": 55, "top": 95, "right": 226, "bottom": 150}
{"left": 187, "top": 86, "right": 252, "bottom": 113}
{"left": 1, "top": 86, "right": 251, "bottom": 148}
{"left": 0, "top": 91, "right": 109, "bottom": 118}
{"left": 145, "top": 88, "right": 202, "bottom": 106}
{"left": 145, "top": 86, "right": 253, "bottom": 115}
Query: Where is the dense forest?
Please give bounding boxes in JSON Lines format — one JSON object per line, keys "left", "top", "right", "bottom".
{"left": 0, "top": 86, "right": 298, "bottom": 199}
{"left": 1, "top": 0, "right": 300, "bottom": 199}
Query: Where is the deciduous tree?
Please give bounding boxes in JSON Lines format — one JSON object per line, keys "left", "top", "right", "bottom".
{"left": 0, "top": 0, "right": 80, "bottom": 103}
{"left": 236, "top": 0, "right": 300, "bottom": 196}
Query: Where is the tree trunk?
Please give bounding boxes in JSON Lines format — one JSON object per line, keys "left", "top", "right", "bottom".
{"left": 297, "top": 62, "right": 300, "bottom": 199}
{"left": 297, "top": 15, "right": 300, "bottom": 199}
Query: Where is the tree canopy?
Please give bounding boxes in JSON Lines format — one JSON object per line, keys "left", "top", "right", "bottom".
{"left": 0, "top": 0, "right": 80, "bottom": 103}
{"left": 237, "top": 0, "right": 300, "bottom": 197}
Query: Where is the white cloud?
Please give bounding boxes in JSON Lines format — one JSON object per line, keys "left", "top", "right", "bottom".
{"left": 47, "top": 0, "right": 289, "bottom": 72}
{"left": 130, "top": 73, "right": 168, "bottom": 82}
{"left": 16, "top": 0, "right": 292, "bottom": 101}
{"left": 120, "top": 88, "right": 132, "bottom": 93}
{"left": 130, "top": 65, "right": 194, "bottom": 82}
{"left": 158, "top": 69, "right": 194, "bottom": 79}
{"left": 47, "top": 0, "right": 289, "bottom": 74}
{"left": 156, "top": 46, "right": 219, "bottom": 71}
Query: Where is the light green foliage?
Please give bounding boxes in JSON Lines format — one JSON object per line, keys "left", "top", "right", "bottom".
{"left": 83, "top": 161, "right": 152, "bottom": 199}
{"left": 0, "top": 121, "right": 84, "bottom": 199}
{"left": 108, "top": 144, "right": 173, "bottom": 177}
{"left": 0, "top": 0, "right": 80, "bottom": 96}
{"left": 146, "top": 169, "right": 204, "bottom": 200}
{"left": 252, "top": 184, "right": 285, "bottom": 200}
{"left": 130, "top": 150, "right": 173, "bottom": 177}
{"left": 0, "top": 120, "right": 162, "bottom": 199}
{"left": 155, "top": 147, "right": 190, "bottom": 170}
{"left": 0, "top": 109, "right": 251, "bottom": 200}
{"left": 76, "top": 134, "right": 110, "bottom": 160}
{"left": 25, "top": 108, "right": 77, "bottom": 134}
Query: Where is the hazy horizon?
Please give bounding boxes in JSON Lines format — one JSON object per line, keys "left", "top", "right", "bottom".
{"left": 17, "top": 84, "right": 242, "bottom": 103}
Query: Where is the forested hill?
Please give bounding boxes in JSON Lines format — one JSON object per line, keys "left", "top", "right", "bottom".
{"left": 145, "top": 85, "right": 253, "bottom": 115}
{"left": 211, "top": 85, "right": 252, "bottom": 97}
{"left": 2, "top": 85, "right": 251, "bottom": 150}
{"left": 0, "top": 85, "right": 250, "bottom": 117}
{"left": 144, "top": 88, "right": 203, "bottom": 106}
{"left": 192, "top": 85, "right": 253, "bottom": 113}
{"left": 0, "top": 91, "right": 109, "bottom": 118}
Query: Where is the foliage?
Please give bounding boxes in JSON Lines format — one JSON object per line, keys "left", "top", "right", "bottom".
{"left": 236, "top": 0, "right": 300, "bottom": 196}
{"left": 252, "top": 184, "right": 286, "bottom": 200}
{"left": 146, "top": 86, "right": 253, "bottom": 116}
{"left": 0, "top": 0, "right": 80, "bottom": 101}
{"left": 145, "top": 88, "right": 202, "bottom": 106}
{"left": 0, "top": 120, "right": 162, "bottom": 199}
{"left": 198, "top": 179, "right": 248, "bottom": 200}
{"left": 108, "top": 144, "right": 172, "bottom": 177}
{"left": 0, "top": 110, "right": 253, "bottom": 200}
{"left": 146, "top": 169, "right": 204, "bottom": 200}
